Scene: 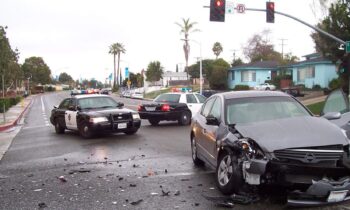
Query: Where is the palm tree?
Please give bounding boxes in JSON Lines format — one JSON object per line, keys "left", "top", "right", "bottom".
{"left": 175, "top": 18, "right": 200, "bottom": 80}
{"left": 109, "top": 43, "right": 126, "bottom": 89}
{"left": 212, "top": 42, "right": 223, "bottom": 59}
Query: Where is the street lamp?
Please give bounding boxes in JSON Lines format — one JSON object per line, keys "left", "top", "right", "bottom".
{"left": 181, "top": 39, "right": 203, "bottom": 95}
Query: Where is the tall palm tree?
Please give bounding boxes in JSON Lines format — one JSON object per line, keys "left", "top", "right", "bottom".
{"left": 175, "top": 18, "right": 200, "bottom": 80}
{"left": 212, "top": 42, "right": 223, "bottom": 59}
{"left": 109, "top": 43, "right": 126, "bottom": 89}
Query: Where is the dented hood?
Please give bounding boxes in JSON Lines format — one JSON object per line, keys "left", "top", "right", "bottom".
{"left": 235, "top": 116, "right": 348, "bottom": 153}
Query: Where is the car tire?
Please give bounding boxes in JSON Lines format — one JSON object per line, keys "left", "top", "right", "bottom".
{"left": 216, "top": 152, "right": 245, "bottom": 195}
{"left": 148, "top": 119, "right": 160, "bottom": 126}
{"left": 265, "top": 87, "right": 270, "bottom": 91}
{"left": 178, "top": 111, "right": 191, "bottom": 125}
{"left": 191, "top": 136, "right": 204, "bottom": 166}
{"left": 54, "top": 120, "right": 65, "bottom": 134}
{"left": 124, "top": 129, "right": 138, "bottom": 135}
{"left": 79, "top": 123, "right": 93, "bottom": 139}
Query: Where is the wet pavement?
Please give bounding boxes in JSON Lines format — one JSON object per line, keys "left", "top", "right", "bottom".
{"left": 0, "top": 91, "right": 349, "bottom": 209}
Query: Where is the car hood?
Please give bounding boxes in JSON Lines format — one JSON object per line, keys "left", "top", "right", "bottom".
{"left": 83, "top": 108, "right": 134, "bottom": 116}
{"left": 235, "top": 116, "right": 348, "bottom": 153}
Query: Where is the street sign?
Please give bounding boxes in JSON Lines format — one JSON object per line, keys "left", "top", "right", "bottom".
{"left": 226, "top": 1, "right": 235, "bottom": 14}
{"left": 125, "top": 67, "right": 129, "bottom": 79}
{"left": 236, "top": 4, "right": 245, "bottom": 13}
{"left": 346, "top": 41, "right": 350, "bottom": 53}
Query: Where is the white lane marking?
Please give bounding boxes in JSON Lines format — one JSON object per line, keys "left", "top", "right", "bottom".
{"left": 41, "top": 96, "right": 45, "bottom": 112}
{"left": 22, "top": 124, "right": 52, "bottom": 130}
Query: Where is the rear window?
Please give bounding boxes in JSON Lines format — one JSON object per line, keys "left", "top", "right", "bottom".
{"left": 154, "top": 94, "right": 180, "bottom": 103}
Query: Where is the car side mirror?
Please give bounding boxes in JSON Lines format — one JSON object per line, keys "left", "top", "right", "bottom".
{"left": 206, "top": 116, "right": 220, "bottom": 126}
{"left": 323, "top": 112, "right": 341, "bottom": 120}
{"left": 53, "top": 105, "right": 58, "bottom": 109}
{"left": 117, "top": 102, "right": 124, "bottom": 108}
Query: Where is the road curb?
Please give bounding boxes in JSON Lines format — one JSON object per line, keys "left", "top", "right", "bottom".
{"left": 0, "top": 97, "right": 34, "bottom": 132}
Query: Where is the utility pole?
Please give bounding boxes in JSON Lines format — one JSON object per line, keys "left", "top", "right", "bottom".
{"left": 279, "top": 38, "right": 287, "bottom": 59}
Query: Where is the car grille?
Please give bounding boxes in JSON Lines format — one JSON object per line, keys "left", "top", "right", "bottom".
{"left": 112, "top": 113, "right": 131, "bottom": 122}
{"left": 274, "top": 145, "right": 344, "bottom": 164}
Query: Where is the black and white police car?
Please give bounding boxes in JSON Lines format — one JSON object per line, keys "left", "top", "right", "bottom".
{"left": 138, "top": 91, "right": 206, "bottom": 126}
{"left": 50, "top": 94, "right": 141, "bottom": 138}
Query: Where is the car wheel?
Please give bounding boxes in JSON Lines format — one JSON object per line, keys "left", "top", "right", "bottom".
{"left": 148, "top": 119, "right": 160, "bottom": 126}
{"left": 265, "top": 87, "right": 270, "bottom": 91}
{"left": 216, "top": 152, "right": 245, "bottom": 195}
{"left": 191, "top": 136, "right": 204, "bottom": 166}
{"left": 79, "top": 123, "right": 93, "bottom": 139}
{"left": 54, "top": 120, "right": 65, "bottom": 134}
{"left": 178, "top": 111, "right": 191, "bottom": 125}
{"left": 124, "top": 129, "right": 138, "bottom": 135}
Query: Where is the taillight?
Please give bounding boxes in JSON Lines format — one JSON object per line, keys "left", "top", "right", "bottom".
{"left": 161, "top": 104, "right": 170, "bottom": 111}
{"left": 138, "top": 105, "right": 142, "bottom": 111}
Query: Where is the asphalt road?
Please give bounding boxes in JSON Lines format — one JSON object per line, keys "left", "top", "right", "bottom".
{"left": 0, "top": 91, "right": 349, "bottom": 210}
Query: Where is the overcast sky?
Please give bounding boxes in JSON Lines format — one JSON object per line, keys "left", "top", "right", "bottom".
{"left": 1, "top": 0, "right": 324, "bottom": 82}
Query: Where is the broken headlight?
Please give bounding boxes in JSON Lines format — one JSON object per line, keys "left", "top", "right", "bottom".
{"left": 238, "top": 139, "right": 265, "bottom": 159}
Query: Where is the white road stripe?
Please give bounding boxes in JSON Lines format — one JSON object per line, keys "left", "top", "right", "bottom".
{"left": 22, "top": 124, "right": 51, "bottom": 130}
{"left": 41, "top": 96, "right": 45, "bottom": 112}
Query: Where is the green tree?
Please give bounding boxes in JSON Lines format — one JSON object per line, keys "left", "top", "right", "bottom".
{"left": 58, "top": 72, "right": 73, "bottom": 84}
{"left": 22, "top": 57, "right": 51, "bottom": 85}
{"left": 188, "top": 59, "right": 215, "bottom": 79}
{"left": 207, "top": 59, "right": 230, "bottom": 90}
{"left": 109, "top": 43, "right": 126, "bottom": 89}
{"left": 175, "top": 18, "right": 200, "bottom": 80}
{"left": 311, "top": 0, "right": 350, "bottom": 92}
{"left": 212, "top": 42, "right": 223, "bottom": 59}
{"left": 231, "top": 58, "right": 244, "bottom": 67}
{"left": 0, "top": 26, "right": 22, "bottom": 90}
{"left": 146, "top": 61, "right": 163, "bottom": 82}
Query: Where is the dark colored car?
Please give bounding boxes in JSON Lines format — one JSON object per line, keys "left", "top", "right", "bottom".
{"left": 190, "top": 91, "right": 350, "bottom": 206}
{"left": 138, "top": 92, "right": 206, "bottom": 126}
{"left": 50, "top": 94, "right": 141, "bottom": 138}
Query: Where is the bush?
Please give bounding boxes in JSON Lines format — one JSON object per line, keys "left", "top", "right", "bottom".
{"left": 312, "top": 84, "right": 322, "bottom": 90}
{"left": 329, "top": 78, "right": 342, "bottom": 90}
{"left": 45, "top": 86, "right": 56, "bottom": 92}
{"left": 0, "top": 96, "right": 22, "bottom": 113}
{"left": 233, "top": 85, "right": 250, "bottom": 91}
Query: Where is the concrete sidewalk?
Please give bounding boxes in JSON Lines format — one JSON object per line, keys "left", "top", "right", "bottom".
{"left": 299, "top": 95, "right": 327, "bottom": 106}
{"left": 0, "top": 95, "right": 34, "bottom": 132}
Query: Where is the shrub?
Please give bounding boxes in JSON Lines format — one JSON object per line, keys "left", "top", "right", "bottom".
{"left": 0, "top": 96, "right": 22, "bottom": 113}
{"left": 312, "top": 84, "right": 322, "bottom": 90}
{"left": 45, "top": 86, "right": 56, "bottom": 92}
{"left": 233, "top": 85, "right": 250, "bottom": 91}
{"left": 328, "top": 78, "right": 342, "bottom": 90}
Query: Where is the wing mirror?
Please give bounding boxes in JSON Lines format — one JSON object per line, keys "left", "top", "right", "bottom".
{"left": 117, "top": 102, "right": 124, "bottom": 108}
{"left": 323, "top": 112, "right": 341, "bottom": 120}
{"left": 206, "top": 115, "right": 220, "bottom": 126}
{"left": 53, "top": 105, "right": 58, "bottom": 109}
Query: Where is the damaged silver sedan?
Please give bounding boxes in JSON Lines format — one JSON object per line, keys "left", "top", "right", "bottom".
{"left": 190, "top": 91, "right": 350, "bottom": 206}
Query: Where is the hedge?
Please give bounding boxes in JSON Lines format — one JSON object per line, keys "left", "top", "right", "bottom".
{"left": 0, "top": 96, "right": 22, "bottom": 113}
{"left": 233, "top": 85, "right": 250, "bottom": 91}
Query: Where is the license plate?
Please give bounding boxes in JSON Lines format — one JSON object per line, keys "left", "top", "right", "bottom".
{"left": 117, "top": 123, "right": 127, "bottom": 129}
{"left": 145, "top": 107, "right": 156, "bottom": 111}
{"left": 327, "top": 190, "right": 348, "bottom": 203}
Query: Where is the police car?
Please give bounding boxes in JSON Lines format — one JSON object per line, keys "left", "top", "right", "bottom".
{"left": 138, "top": 92, "right": 206, "bottom": 126}
{"left": 50, "top": 94, "right": 141, "bottom": 138}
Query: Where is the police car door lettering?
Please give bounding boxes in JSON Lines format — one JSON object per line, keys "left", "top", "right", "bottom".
{"left": 65, "top": 110, "right": 78, "bottom": 130}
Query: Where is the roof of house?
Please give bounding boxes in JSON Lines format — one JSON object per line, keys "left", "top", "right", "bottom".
{"left": 230, "top": 61, "right": 279, "bottom": 70}
{"left": 288, "top": 56, "right": 331, "bottom": 67}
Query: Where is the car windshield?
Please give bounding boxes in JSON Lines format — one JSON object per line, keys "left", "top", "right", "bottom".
{"left": 226, "top": 96, "right": 310, "bottom": 125}
{"left": 78, "top": 97, "right": 118, "bottom": 109}
{"left": 154, "top": 94, "right": 180, "bottom": 103}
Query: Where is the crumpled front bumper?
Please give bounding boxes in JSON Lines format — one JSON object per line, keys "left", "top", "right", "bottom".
{"left": 287, "top": 177, "right": 350, "bottom": 207}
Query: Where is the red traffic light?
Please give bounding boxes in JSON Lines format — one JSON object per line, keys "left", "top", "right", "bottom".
{"left": 216, "top": 0, "right": 223, "bottom": 7}
{"left": 268, "top": 2, "right": 274, "bottom": 9}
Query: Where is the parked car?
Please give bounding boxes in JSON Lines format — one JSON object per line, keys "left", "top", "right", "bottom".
{"left": 254, "top": 83, "right": 276, "bottom": 91}
{"left": 131, "top": 92, "right": 144, "bottom": 99}
{"left": 191, "top": 90, "right": 350, "bottom": 206}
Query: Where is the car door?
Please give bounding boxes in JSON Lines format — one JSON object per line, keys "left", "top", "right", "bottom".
{"left": 194, "top": 97, "right": 216, "bottom": 165}
{"left": 186, "top": 94, "right": 202, "bottom": 115}
{"left": 56, "top": 98, "right": 70, "bottom": 128}
{"left": 321, "top": 89, "right": 350, "bottom": 136}
{"left": 201, "top": 97, "right": 222, "bottom": 166}
{"left": 65, "top": 98, "right": 78, "bottom": 130}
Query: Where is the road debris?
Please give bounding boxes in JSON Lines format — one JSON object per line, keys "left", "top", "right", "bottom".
{"left": 38, "top": 202, "right": 47, "bottom": 209}
{"left": 130, "top": 199, "right": 143, "bottom": 205}
{"left": 68, "top": 169, "right": 91, "bottom": 174}
{"left": 180, "top": 178, "right": 190, "bottom": 181}
{"left": 174, "top": 190, "right": 180, "bottom": 196}
{"left": 118, "top": 177, "right": 124, "bottom": 181}
{"left": 112, "top": 201, "right": 117, "bottom": 205}
{"left": 26, "top": 174, "right": 34, "bottom": 177}
{"left": 34, "top": 189, "right": 42, "bottom": 192}
{"left": 129, "top": 184, "right": 137, "bottom": 187}
{"left": 165, "top": 169, "right": 168, "bottom": 173}
{"left": 150, "top": 192, "right": 159, "bottom": 196}
{"left": 203, "top": 193, "right": 259, "bottom": 206}
{"left": 133, "top": 164, "right": 140, "bottom": 168}
{"left": 58, "top": 176, "right": 67, "bottom": 182}
{"left": 195, "top": 203, "right": 200, "bottom": 206}
{"left": 64, "top": 158, "right": 67, "bottom": 161}
{"left": 162, "top": 189, "right": 170, "bottom": 196}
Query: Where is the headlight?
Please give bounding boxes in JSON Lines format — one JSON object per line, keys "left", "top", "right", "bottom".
{"left": 132, "top": 113, "right": 140, "bottom": 120}
{"left": 89, "top": 117, "right": 109, "bottom": 123}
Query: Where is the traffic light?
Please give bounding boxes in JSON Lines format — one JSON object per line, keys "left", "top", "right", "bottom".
{"left": 266, "top": 2, "right": 275, "bottom": 23}
{"left": 210, "top": 0, "right": 226, "bottom": 22}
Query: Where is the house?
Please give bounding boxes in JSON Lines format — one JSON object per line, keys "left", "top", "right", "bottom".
{"left": 228, "top": 53, "right": 338, "bottom": 89}
{"left": 228, "top": 61, "right": 279, "bottom": 89}
{"left": 289, "top": 53, "right": 338, "bottom": 88}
